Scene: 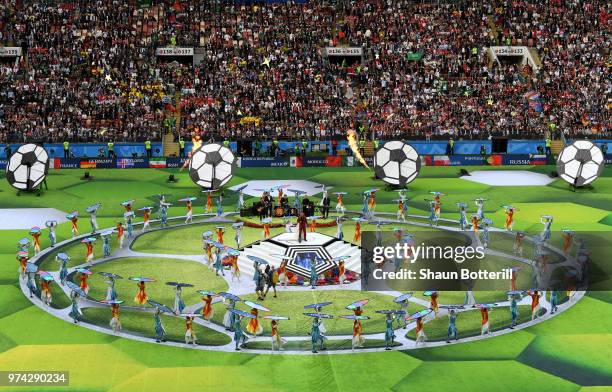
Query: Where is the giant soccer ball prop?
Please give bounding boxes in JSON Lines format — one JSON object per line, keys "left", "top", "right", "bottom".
{"left": 189, "top": 143, "right": 235, "bottom": 189}
{"left": 374, "top": 141, "right": 421, "bottom": 186}
{"left": 6, "top": 144, "right": 49, "bottom": 190}
{"left": 556, "top": 140, "right": 604, "bottom": 187}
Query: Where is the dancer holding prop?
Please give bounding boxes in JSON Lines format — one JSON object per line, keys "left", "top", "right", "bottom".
{"left": 179, "top": 197, "right": 196, "bottom": 224}
{"left": 86, "top": 203, "right": 101, "bottom": 233}
{"left": 159, "top": 202, "right": 170, "bottom": 228}
{"left": 100, "top": 229, "right": 113, "bottom": 257}
{"left": 67, "top": 212, "right": 79, "bottom": 238}
{"left": 216, "top": 226, "right": 225, "bottom": 244}
{"left": 213, "top": 244, "right": 224, "bottom": 276}
{"left": 121, "top": 199, "right": 134, "bottom": 213}
{"left": 231, "top": 309, "right": 253, "bottom": 350}
{"left": 540, "top": 215, "right": 553, "bottom": 242}
{"left": 376, "top": 310, "right": 397, "bottom": 350}
{"left": 29, "top": 226, "right": 42, "bottom": 255}
{"left": 220, "top": 292, "right": 241, "bottom": 331}
{"left": 245, "top": 301, "right": 269, "bottom": 336}
{"left": 38, "top": 271, "right": 54, "bottom": 306}
{"left": 45, "top": 220, "right": 57, "bottom": 247}
{"left": 507, "top": 291, "right": 522, "bottom": 328}
{"left": 424, "top": 290, "right": 439, "bottom": 316}
{"left": 471, "top": 214, "right": 480, "bottom": 234}
{"left": 427, "top": 200, "right": 439, "bottom": 226}
{"left": 216, "top": 195, "right": 223, "bottom": 217}
{"left": 336, "top": 216, "right": 345, "bottom": 240}
{"left": 232, "top": 222, "right": 243, "bottom": 249}
{"left": 25, "top": 263, "right": 38, "bottom": 298}
{"left": 265, "top": 316, "right": 290, "bottom": 351}
{"left": 227, "top": 248, "right": 241, "bottom": 281}
{"left": 457, "top": 202, "right": 468, "bottom": 230}
{"left": 528, "top": 290, "right": 542, "bottom": 320}
{"left": 334, "top": 192, "right": 347, "bottom": 215}
{"left": 503, "top": 205, "right": 517, "bottom": 231}
{"left": 183, "top": 314, "right": 197, "bottom": 344}
{"left": 204, "top": 190, "right": 214, "bottom": 213}
{"left": 474, "top": 198, "right": 487, "bottom": 219}
{"left": 308, "top": 216, "right": 320, "bottom": 233}
{"left": 101, "top": 299, "right": 123, "bottom": 333}
{"left": 116, "top": 221, "right": 125, "bottom": 248}
{"left": 235, "top": 184, "right": 247, "bottom": 212}
{"left": 198, "top": 290, "right": 217, "bottom": 321}
{"left": 406, "top": 309, "right": 432, "bottom": 347}
{"left": 125, "top": 211, "right": 134, "bottom": 239}
{"left": 82, "top": 237, "right": 96, "bottom": 263}
{"left": 76, "top": 268, "right": 92, "bottom": 295}
{"left": 167, "top": 282, "right": 193, "bottom": 314}
{"left": 66, "top": 281, "right": 86, "bottom": 323}
{"left": 430, "top": 192, "right": 445, "bottom": 221}
{"left": 57, "top": 253, "right": 69, "bottom": 285}
{"left": 394, "top": 198, "right": 406, "bottom": 222}
{"left": 17, "top": 251, "right": 28, "bottom": 280}
{"left": 352, "top": 217, "right": 367, "bottom": 243}
{"left": 131, "top": 277, "right": 155, "bottom": 306}
{"left": 139, "top": 206, "right": 152, "bottom": 231}
{"left": 340, "top": 314, "right": 368, "bottom": 350}
{"left": 368, "top": 189, "right": 378, "bottom": 216}
{"left": 474, "top": 303, "right": 496, "bottom": 336}
{"left": 262, "top": 218, "right": 272, "bottom": 239}
{"left": 100, "top": 272, "right": 122, "bottom": 301}
{"left": 446, "top": 309, "right": 458, "bottom": 343}
{"left": 549, "top": 290, "right": 559, "bottom": 314}
{"left": 303, "top": 313, "right": 332, "bottom": 353}
{"left": 394, "top": 293, "right": 412, "bottom": 328}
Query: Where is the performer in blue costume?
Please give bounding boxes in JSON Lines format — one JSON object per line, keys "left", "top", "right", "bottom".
{"left": 57, "top": 254, "right": 69, "bottom": 285}
{"left": 216, "top": 195, "right": 223, "bottom": 217}
{"left": 336, "top": 217, "right": 344, "bottom": 240}
{"left": 154, "top": 308, "right": 166, "bottom": 342}
{"left": 125, "top": 213, "right": 134, "bottom": 238}
{"left": 510, "top": 294, "right": 519, "bottom": 328}
{"left": 174, "top": 286, "right": 185, "bottom": 314}
{"left": 233, "top": 315, "right": 248, "bottom": 350}
{"left": 550, "top": 290, "right": 558, "bottom": 314}
{"left": 310, "top": 258, "right": 318, "bottom": 289}
{"left": 428, "top": 201, "right": 438, "bottom": 226}
{"left": 45, "top": 220, "right": 57, "bottom": 247}
{"left": 102, "top": 231, "right": 112, "bottom": 257}
{"left": 384, "top": 313, "right": 395, "bottom": 350}
{"left": 540, "top": 215, "right": 553, "bottom": 242}
{"left": 223, "top": 299, "right": 237, "bottom": 331}
{"left": 446, "top": 309, "right": 458, "bottom": 343}
{"left": 311, "top": 316, "right": 326, "bottom": 353}
{"left": 105, "top": 277, "right": 117, "bottom": 301}
{"left": 69, "top": 291, "right": 82, "bottom": 323}
{"left": 213, "top": 246, "right": 224, "bottom": 276}
{"left": 457, "top": 202, "right": 468, "bottom": 230}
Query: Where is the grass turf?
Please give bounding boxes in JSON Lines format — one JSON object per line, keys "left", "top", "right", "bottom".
{"left": 0, "top": 165, "right": 610, "bottom": 391}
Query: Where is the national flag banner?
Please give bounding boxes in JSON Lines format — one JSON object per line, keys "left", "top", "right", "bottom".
{"left": 530, "top": 154, "right": 547, "bottom": 165}
{"left": 117, "top": 158, "right": 134, "bottom": 169}
{"left": 149, "top": 157, "right": 167, "bottom": 168}
{"left": 433, "top": 155, "right": 451, "bottom": 166}
{"left": 524, "top": 90, "right": 542, "bottom": 113}
{"left": 325, "top": 156, "right": 342, "bottom": 167}
{"left": 290, "top": 156, "right": 303, "bottom": 168}
{"left": 80, "top": 160, "right": 97, "bottom": 169}
{"left": 407, "top": 52, "right": 423, "bottom": 61}
{"left": 49, "top": 158, "right": 61, "bottom": 169}
{"left": 487, "top": 155, "right": 503, "bottom": 166}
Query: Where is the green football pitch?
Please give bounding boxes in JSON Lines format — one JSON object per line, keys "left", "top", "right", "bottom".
{"left": 0, "top": 165, "right": 611, "bottom": 391}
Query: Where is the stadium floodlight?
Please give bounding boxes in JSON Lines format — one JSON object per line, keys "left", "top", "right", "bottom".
{"left": 556, "top": 140, "right": 604, "bottom": 187}
{"left": 6, "top": 144, "right": 49, "bottom": 191}
{"left": 374, "top": 141, "right": 421, "bottom": 186}
{"left": 189, "top": 143, "right": 236, "bottom": 189}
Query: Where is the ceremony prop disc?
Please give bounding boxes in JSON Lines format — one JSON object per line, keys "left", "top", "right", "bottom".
{"left": 394, "top": 293, "right": 414, "bottom": 303}
{"left": 339, "top": 315, "right": 370, "bottom": 320}
{"left": 129, "top": 277, "right": 155, "bottom": 282}
{"left": 219, "top": 292, "right": 241, "bottom": 302}
{"left": 147, "top": 300, "right": 174, "bottom": 314}
{"left": 304, "top": 301, "right": 333, "bottom": 309}
{"left": 230, "top": 309, "right": 256, "bottom": 319}
{"left": 303, "top": 312, "right": 334, "bottom": 319}
{"left": 264, "top": 315, "right": 290, "bottom": 321}
{"left": 244, "top": 301, "right": 270, "bottom": 312}
{"left": 346, "top": 299, "right": 369, "bottom": 310}
{"left": 405, "top": 308, "right": 433, "bottom": 321}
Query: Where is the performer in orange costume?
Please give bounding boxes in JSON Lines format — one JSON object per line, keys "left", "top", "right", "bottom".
{"left": 110, "top": 303, "right": 121, "bottom": 333}
{"left": 202, "top": 294, "right": 214, "bottom": 321}
{"left": 504, "top": 207, "right": 515, "bottom": 231}
{"left": 309, "top": 217, "right": 317, "bottom": 233}
{"left": 528, "top": 290, "right": 541, "bottom": 320}
{"left": 185, "top": 315, "right": 197, "bottom": 344}
{"left": 79, "top": 272, "right": 89, "bottom": 294}
{"left": 117, "top": 222, "right": 125, "bottom": 248}
{"left": 353, "top": 221, "right": 361, "bottom": 242}
{"left": 338, "top": 260, "right": 346, "bottom": 284}
{"left": 352, "top": 318, "right": 364, "bottom": 349}
{"left": 40, "top": 278, "right": 52, "bottom": 305}
{"left": 70, "top": 215, "right": 79, "bottom": 238}
{"left": 134, "top": 280, "right": 148, "bottom": 305}
{"left": 216, "top": 227, "right": 225, "bottom": 244}
{"left": 430, "top": 292, "right": 439, "bottom": 316}
{"left": 31, "top": 230, "right": 41, "bottom": 254}
{"left": 480, "top": 306, "right": 491, "bottom": 335}
{"left": 415, "top": 316, "right": 426, "bottom": 346}
{"left": 246, "top": 308, "right": 263, "bottom": 335}
{"left": 206, "top": 192, "right": 213, "bottom": 213}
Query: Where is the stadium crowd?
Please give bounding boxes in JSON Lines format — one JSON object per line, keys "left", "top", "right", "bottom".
{"left": 0, "top": 0, "right": 609, "bottom": 144}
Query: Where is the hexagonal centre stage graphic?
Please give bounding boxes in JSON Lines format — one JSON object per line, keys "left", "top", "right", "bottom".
{"left": 228, "top": 180, "right": 325, "bottom": 197}
{"left": 238, "top": 232, "right": 361, "bottom": 277}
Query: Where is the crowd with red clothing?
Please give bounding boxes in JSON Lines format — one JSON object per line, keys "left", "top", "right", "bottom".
{"left": 0, "top": 0, "right": 609, "bottom": 144}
